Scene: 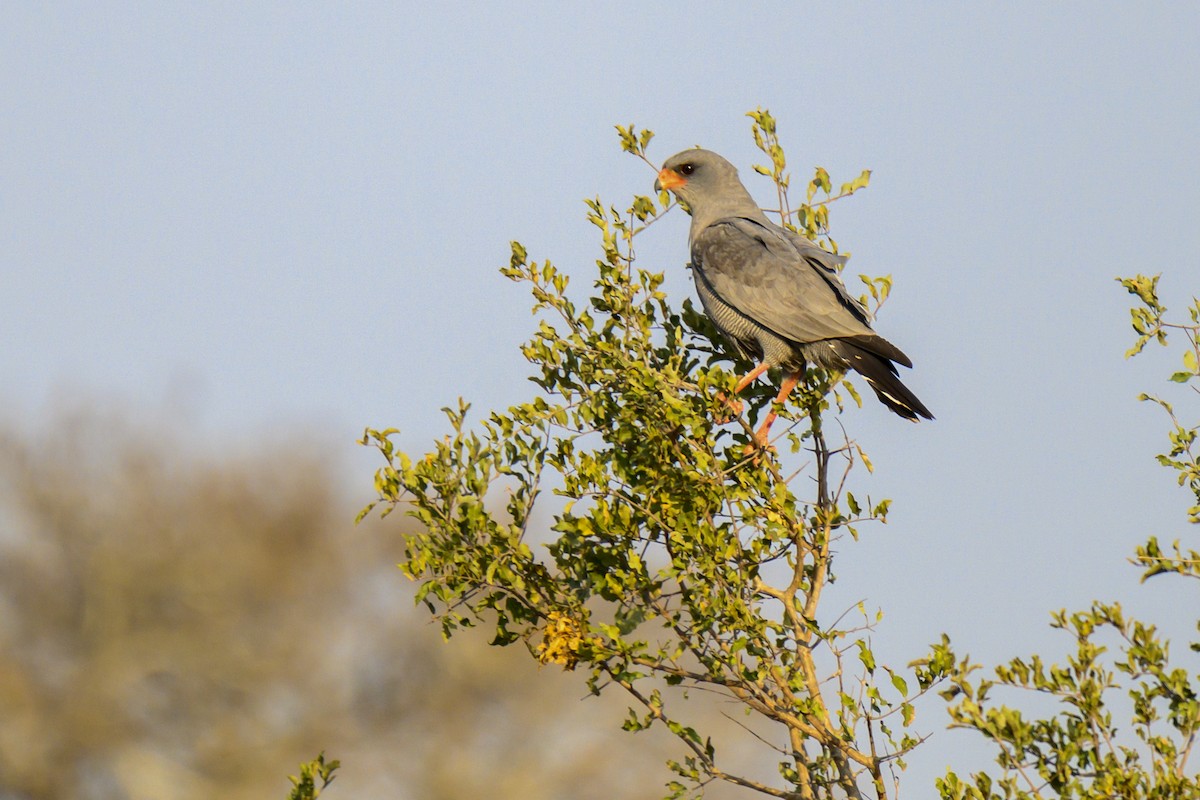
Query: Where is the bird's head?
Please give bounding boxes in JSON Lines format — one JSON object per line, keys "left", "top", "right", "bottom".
{"left": 654, "top": 149, "right": 756, "bottom": 221}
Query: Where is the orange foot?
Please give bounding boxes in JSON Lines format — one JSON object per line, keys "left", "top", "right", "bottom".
{"left": 713, "top": 392, "right": 744, "bottom": 424}
{"left": 742, "top": 428, "right": 777, "bottom": 460}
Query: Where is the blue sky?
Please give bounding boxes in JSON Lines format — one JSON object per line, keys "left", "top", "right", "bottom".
{"left": 4, "top": 2, "right": 1199, "bottom": 792}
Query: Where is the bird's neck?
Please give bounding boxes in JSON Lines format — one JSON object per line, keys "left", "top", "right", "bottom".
{"left": 687, "top": 191, "right": 770, "bottom": 244}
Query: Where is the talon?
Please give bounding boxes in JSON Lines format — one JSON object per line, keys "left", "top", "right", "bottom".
{"left": 713, "top": 391, "right": 745, "bottom": 423}
{"left": 742, "top": 436, "right": 776, "bottom": 462}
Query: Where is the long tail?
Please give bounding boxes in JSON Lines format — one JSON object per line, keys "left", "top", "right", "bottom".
{"left": 833, "top": 340, "right": 933, "bottom": 422}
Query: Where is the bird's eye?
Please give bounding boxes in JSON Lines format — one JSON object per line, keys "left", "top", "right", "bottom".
{"left": 679, "top": 163, "right": 696, "bottom": 176}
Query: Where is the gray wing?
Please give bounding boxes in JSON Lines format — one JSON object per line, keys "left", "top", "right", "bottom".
{"left": 778, "top": 227, "right": 872, "bottom": 323}
{"left": 691, "top": 216, "right": 875, "bottom": 346}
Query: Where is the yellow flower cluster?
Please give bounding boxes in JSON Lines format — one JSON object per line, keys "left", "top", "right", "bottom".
{"left": 535, "top": 611, "right": 585, "bottom": 670}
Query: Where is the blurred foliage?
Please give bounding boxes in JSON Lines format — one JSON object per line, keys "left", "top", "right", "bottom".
{"left": 364, "top": 111, "right": 936, "bottom": 799}
{"left": 921, "top": 276, "right": 1200, "bottom": 798}
{"left": 0, "top": 403, "right": 687, "bottom": 800}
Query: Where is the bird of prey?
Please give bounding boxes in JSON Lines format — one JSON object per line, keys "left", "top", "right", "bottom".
{"left": 655, "top": 149, "right": 932, "bottom": 446}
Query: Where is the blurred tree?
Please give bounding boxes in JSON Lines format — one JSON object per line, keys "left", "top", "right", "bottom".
{"left": 0, "top": 406, "right": 352, "bottom": 799}
{"left": 0, "top": 403, "right": 686, "bottom": 800}
{"left": 363, "top": 111, "right": 938, "bottom": 799}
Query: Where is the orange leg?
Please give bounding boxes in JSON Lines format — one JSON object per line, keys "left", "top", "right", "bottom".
{"left": 751, "top": 370, "right": 802, "bottom": 447}
{"left": 733, "top": 362, "right": 771, "bottom": 395}
{"left": 715, "top": 362, "right": 770, "bottom": 420}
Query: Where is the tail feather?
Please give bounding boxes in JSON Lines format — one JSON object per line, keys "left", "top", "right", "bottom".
{"left": 832, "top": 341, "right": 933, "bottom": 422}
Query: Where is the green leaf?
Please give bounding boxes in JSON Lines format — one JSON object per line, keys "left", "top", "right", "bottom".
{"left": 1184, "top": 348, "right": 1198, "bottom": 373}
{"left": 857, "top": 641, "right": 877, "bottom": 673}
{"left": 839, "top": 169, "right": 872, "bottom": 197}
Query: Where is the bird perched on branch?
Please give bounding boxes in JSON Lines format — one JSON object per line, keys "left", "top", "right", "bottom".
{"left": 655, "top": 149, "right": 932, "bottom": 447}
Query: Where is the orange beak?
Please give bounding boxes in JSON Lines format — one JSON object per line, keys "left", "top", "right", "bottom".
{"left": 656, "top": 167, "right": 686, "bottom": 191}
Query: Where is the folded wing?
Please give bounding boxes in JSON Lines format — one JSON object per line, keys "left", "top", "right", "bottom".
{"left": 691, "top": 217, "right": 912, "bottom": 367}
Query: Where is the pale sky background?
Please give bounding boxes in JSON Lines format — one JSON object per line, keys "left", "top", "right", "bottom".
{"left": 4, "top": 2, "right": 1199, "bottom": 794}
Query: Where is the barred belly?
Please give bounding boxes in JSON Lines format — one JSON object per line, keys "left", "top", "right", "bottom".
{"left": 694, "top": 273, "right": 810, "bottom": 372}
